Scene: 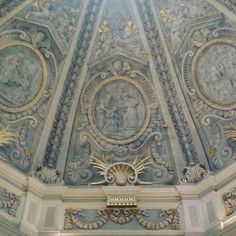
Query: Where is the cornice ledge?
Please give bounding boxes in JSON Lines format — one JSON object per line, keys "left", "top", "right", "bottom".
{"left": 0, "top": 160, "right": 235, "bottom": 200}
{"left": 176, "top": 162, "right": 236, "bottom": 198}
{"left": 60, "top": 229, "right": 184, "bottom": 236}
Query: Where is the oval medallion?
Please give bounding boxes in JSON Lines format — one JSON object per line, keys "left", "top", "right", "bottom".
{"left": 192, "top": 39, "right": 236, "bottom": 110}
{"left": 88, "top": 76, "right": 150, "bottom": 144}
{"left": 0, "top": 41, "right": 47, "bottom": 112}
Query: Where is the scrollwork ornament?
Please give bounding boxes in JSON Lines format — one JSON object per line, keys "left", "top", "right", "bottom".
{"left": 79, "top": 64, "right": 161, "bottom": 156}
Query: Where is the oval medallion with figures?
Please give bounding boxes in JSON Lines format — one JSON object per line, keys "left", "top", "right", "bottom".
{"left": 88, "top": 76, "right": 150, "bottom": 144}
{"left": 0, "top": 41, "right": 47, "bottom": 112}
{"left": 192, "top": 39, "right": 236, "bottom": 110}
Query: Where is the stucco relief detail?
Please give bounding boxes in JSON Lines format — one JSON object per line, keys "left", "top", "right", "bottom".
{"left": 64, "top": 208, "right": 180, "bottom": 231}
{"left": 137, "top": 0, "right": 198, "bottom": 166}
{"left": 181, "top": 162, "right": 208, "bottom": 183}
{"left": 21, "top": 0, "right": 82, "bottom": 47}
{"left": 91, "top": 0, "right": 147, "bottom": 63}
{"left": 66, "top": 58, "right": 176, "bottom": 186}
{"left": 156, "top": 0, "right": 218, "bottom": 50}
{"left": 33, "top": 165, "right": 64, "bottom": 184}
{"left": 43, "top": 0, "right": 102, "bottom": 169}
{"left": 182, "top": 27, "right": 236, "bottom": 171}
{"left": 222, "top": 187, "right": 236, "bottom": 216}
{"left": 0, "top": 187, "right": 20, "bottom": 217}
{"left": 0, "top": 0, "right": 25, "bottom": 17}
{"left": 217, "top": 0, "right": 236, "bottom": 14}
{"left": 79, "top": 60, "right": 158, "bottom": 153}
{"left": 0, "top": 21, "right": 59, "bottom": 172}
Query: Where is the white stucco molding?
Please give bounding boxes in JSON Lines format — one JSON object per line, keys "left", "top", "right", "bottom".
{"left": 0, "top": 159, "right": 235, "bottom": 201}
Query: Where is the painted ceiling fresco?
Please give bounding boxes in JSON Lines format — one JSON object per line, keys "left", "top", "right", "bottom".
{"left": 0, "top": 0, "right": 236, "bottom": 186}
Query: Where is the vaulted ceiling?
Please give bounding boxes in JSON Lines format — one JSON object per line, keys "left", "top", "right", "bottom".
{"left": 0, "top": 0, "right": 236, "bottom": 187}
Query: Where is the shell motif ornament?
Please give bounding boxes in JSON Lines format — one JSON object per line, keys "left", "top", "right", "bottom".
{"left": 90, "top": 155, "right": 152, "bottom": 186}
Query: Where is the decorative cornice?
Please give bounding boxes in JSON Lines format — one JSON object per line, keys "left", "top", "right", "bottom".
{"left": 0, "top": 159, "right": 235, "bottom": 200}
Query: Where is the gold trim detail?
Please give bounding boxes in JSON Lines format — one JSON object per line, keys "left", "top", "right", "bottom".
{"left": 192, "top": 39, "right": 236, "bottom": 111}
{"left": 106, "top": 196, "right": 137, "bottom": 208}
{"left": 87, "top": 76, "right": 151, "bottom": 145}
{"left": 0, "top": 41, "right": 47, "bottom": 113}
{"left": 0, "top": 126, "right": 17, "bottom": 147}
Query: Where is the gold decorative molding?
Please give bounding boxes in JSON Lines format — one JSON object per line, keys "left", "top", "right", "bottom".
{"left": 106, "top": 196, "right": 137, "bottom": 208}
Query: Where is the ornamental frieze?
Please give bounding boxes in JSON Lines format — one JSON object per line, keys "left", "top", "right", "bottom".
{"left": 64, "top": 208, "right": 180, "bottom": 231}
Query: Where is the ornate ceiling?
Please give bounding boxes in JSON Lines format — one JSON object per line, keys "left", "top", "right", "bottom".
{"left": 0, "top": 0, "right": 236, "bottom": 185}
{"left": 0, "top": 0, "right": 236, "bottom": 234}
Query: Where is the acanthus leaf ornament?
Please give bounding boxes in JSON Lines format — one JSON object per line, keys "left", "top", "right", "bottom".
{"left": 33, "top": 165, "right": 64, "bottom": 184}
{"left": 181, "top": 162, "right": 208, "bottom": 183}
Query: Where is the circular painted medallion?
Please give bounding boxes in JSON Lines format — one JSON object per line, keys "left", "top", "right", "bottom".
{"left": 88, "top": 76, "right": 150, "bottom": 144}
{"left": 0, "top": 41, "right": 47, "bottom": 112}
{"left": 192, "top": 39, "right": 236, "bottom": 110}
